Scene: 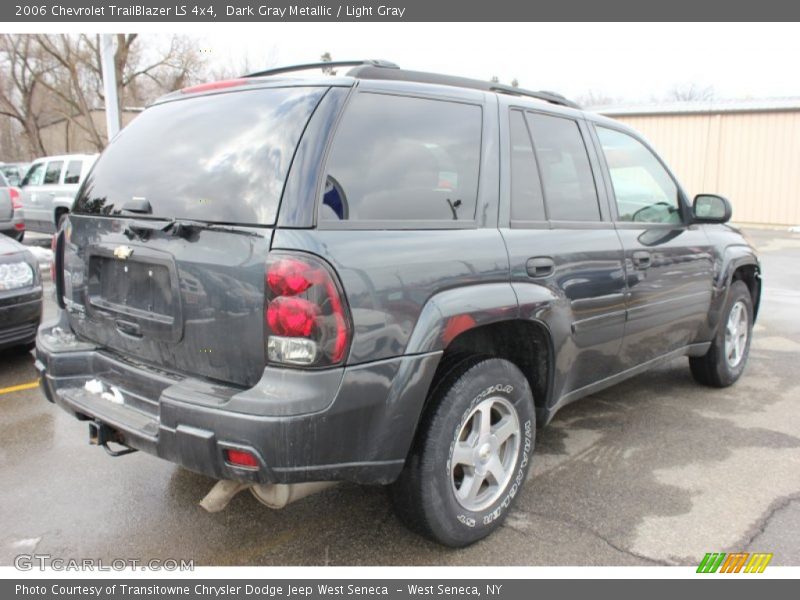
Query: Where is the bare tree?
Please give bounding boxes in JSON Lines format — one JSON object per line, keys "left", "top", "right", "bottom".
{"left": 575, "top": 90, "right": 618, "bottom": 108}
{"left": 665, "top": 83, "right": 715, "bottom": 102}
{"left": 0, "top": 34, "right": 207, "bottom": 157}
{"left": 0, "top": 35, "right": 52, "bottom": 156}
{"left": 490, "top": 75, "right": 500, "bottom": 84}
{"left": 34, "top": 34, "right": 106, "bottom": 150}
{"left": 510, "top": 78, "right": 519, "bottom": 88}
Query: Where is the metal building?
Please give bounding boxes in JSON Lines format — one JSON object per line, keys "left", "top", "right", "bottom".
{"left": 599, "top": 99, "right": 800, "bottom": 227}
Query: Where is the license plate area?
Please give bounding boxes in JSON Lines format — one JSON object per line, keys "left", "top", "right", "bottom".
{"left": 85, "top": 245, "right": 183, "bottom": 343}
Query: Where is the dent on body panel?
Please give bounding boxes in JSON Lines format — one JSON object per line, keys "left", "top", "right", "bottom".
{"left": 271, "top": 228, "right": 510, "bottom": 363}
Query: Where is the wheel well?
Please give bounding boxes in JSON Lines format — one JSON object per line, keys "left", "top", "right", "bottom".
{"left": 55, "top": 206, "right": 69, "bottom": 223}
{"left": 732, "top": 264, "right": 761, "bottom": 320}
{"left": 434, "top": 320, "right": 552, "bottom": 416}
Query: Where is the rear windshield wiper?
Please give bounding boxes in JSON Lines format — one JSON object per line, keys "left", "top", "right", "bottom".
{"left": 124, "top": 218, "right": 262, "bottom": 240}
{"left": 163, "top": 219, "right": 262, "bottom": 238}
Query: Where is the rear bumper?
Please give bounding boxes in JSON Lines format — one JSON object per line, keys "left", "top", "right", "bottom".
{"left": 35, "top": 318, "right": 440, "bottom": 485}
{"left": 0, "top": 288, "right": 42, "bottom": 350}
{"left": 0, "top": 217, "right": 24, "bottom": 235}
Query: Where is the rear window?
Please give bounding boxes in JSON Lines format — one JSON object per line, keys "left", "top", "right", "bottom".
{"left": 44, "top": 161, "right": 63, "bottom": 185}
{"left": 321, "top": 92, "right": 482, "bottom": 223}
{"left": 526, "top": 113, "right": 601, "bottom": 222}
{"left": 64, "top": 160, "right": 83, "bottom": 184}
{"left": 74, "top": 87, "right": 326, "bottom": 225}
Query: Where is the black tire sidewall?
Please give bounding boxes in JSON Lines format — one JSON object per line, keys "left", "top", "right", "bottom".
{"left": 715, "top": 281, "right": 754, "bottom": 384}
{"left": 422, "top": 358, "right": 535, "bottom": 546}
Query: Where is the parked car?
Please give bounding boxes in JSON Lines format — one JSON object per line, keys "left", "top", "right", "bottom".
{"left": 0, "top": 162, "right": 30, "bottom": 187}
{"left": 19, "top": 153, "right": 97, "bottom": 233}
{"left": 0, "top": 233, "right": 42, "bottom": 352}
{"left": 36, "top": 61, "right": 761, "bottom": 547}
{"left": 0, "top": 172, "right": 25, "bottom": 242}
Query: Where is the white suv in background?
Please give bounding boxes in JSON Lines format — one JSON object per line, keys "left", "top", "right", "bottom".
{"left": 19, "top": 154, "right": 97, "bottom": 233}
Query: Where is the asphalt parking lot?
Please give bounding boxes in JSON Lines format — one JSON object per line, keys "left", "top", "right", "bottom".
{"left": 1, "top": 228, "right": 798, "bottom": 567}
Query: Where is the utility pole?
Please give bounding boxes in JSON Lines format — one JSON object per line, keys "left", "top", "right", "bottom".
{"left": 100, "top": 34, "right": 120, "bottom": 142}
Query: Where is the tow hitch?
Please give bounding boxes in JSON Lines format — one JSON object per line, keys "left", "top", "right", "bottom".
{"left": 88, "top": 421, "right": 138, "bottom": 457}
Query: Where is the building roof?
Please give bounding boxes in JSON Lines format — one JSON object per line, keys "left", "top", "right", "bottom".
{"left": 594, "top": 97, "right": 800, "bottom": 117}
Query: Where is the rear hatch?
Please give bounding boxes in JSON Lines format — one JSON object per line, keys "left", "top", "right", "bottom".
{"left": 63, "top": 85, "right": 327, "bottom": 387}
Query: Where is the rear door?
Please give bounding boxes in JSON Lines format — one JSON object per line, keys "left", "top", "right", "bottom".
{"left": 38, "top": 159, "right": 64, "bottom": 232}
{"left": 590, "top": 123, "right": 714, "bottom": 365}
{"left": 501, "top": 105, "right": 627, "bottom": 398}
{"left": 20, "top": 161, "right": 47, "bottom": 230}
{"left": 63, "top": 85, "right": 328, "bottom": 387}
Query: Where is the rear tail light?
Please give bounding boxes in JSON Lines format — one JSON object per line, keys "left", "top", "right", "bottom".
{"left": 265, "top": 253, "right": 351, "bottom": 367}
{"left": 9, "top": 187, "right": 22, "bottom": 210}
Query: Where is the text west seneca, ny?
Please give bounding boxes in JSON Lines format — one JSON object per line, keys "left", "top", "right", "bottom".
{"left": 227, "top": 4, "right": 406, "bottom": 17}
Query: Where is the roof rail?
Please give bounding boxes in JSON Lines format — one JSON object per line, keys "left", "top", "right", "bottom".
{"left": 345, "top": 65, "right": 580, "bottom": 109}
{"left": 489, "top": 85, "right": 580, "bottom": 110}
{"left": 243, "top": 60, "right": 579, "bottom": 110}
{"left": 243, "top": 59, "right": 399, "bottom": 79}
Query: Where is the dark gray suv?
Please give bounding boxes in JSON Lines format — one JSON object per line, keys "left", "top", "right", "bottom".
{"left": 36, "top": 61, "right": 761, "bottom": 547}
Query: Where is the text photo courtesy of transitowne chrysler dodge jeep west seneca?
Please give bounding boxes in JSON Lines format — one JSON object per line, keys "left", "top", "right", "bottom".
{"left": 36, "top": 60, "right": 761, "bottom": 547}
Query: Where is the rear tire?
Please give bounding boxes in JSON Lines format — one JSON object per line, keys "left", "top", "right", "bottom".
{"left": 14, "top": 230, "right": 24, "bottom": 242}
{"left": 690, "top": 280, "right": 753, "bottom": 387}
{"left": 391, "top": 357, "right": 535, "bottom": 547}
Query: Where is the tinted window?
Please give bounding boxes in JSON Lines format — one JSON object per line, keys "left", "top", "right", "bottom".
{"left": 74, "top": 87, "right": 325, "bottom": 225}
{"left": 322, "top": 93, "right": 482, "bottom": 223}
{"left": 509, "top": 110, "right": 546, "bottom": 221}
{"left": 597, "top": 127, "right": 682, "bottom": 224}
{"left": 43, "top": 161, "right": 63, "bottom": 185}
{"left": 21, "top": 163, "right": 44, "bottom": 186}
{"left": 64, "top": 160, "right": 83, "bottom": 184}
{"left": 526, "top": 113, "right": 600, "bottom": 221}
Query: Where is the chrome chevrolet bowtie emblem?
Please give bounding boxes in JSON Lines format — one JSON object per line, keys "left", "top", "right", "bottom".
{"left": 113, "top": 245, "right": 133, "bottom": 260}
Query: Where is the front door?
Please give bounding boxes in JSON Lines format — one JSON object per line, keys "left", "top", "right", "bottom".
{"left": 592, "top": 124, "right": 714, "bottom": 366}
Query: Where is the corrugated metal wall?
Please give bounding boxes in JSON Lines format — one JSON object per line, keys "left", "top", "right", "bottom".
{"left": 610, "top": 110, "right": 800, "bottom": 226}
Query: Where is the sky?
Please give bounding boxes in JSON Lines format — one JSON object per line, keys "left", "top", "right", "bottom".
{"left": 7, "top": 22, "right": 800, "bottom": 104}
{"left": 188, "top": 22, "right": 800, "bottom": 103}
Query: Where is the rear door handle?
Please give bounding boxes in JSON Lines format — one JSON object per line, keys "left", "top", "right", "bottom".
{"left": 632, "top": 250, "right": 652, "bottom": 269}
{"left": 526, "top": 256, "right": 555, "bottom": 278}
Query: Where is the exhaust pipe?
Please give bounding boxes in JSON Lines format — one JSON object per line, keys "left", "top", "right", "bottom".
{"left": 251, "top": 481, "right": 339, "bottom": 509}
{"left": 199, "top": 479, "right": 338, "bottom": 513}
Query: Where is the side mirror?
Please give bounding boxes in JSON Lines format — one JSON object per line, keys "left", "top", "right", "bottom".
{"left": 693, "top": 194, "right": 732, "bottom": 224}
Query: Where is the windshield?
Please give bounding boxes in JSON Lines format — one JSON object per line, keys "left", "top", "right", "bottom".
{"left": 74, "top": 86, "right": 326, "bottom": 225}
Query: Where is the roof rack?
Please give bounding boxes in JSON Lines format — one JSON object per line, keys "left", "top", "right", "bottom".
{"left": 244, "top": 60, "right": 579, "bottom": 110}
{"left": 243, "top": 59, "right": 399, "bottom": 79}
{"left": 346, "top": 64, "right": 580, "bottom": 109}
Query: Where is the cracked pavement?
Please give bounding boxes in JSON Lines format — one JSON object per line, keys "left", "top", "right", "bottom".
{"left": 0, "top": 228, "right": 797, "bottom": 566}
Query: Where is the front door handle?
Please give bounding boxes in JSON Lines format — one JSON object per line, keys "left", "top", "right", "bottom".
{"left": 526, "top": 256, "right": 555, "bottom": 278}
{"left": 632, "top": 250, "right": 652, "bottom": 269}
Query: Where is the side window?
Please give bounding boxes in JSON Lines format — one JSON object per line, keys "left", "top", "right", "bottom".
{"left": 526, "top": 113, "right": 601, "bottom": 222}
{"left": 43, "top": 161, "right": 64, "bottom": 185}
{"left": 321, "top": 93, "right": 482, "bottom": 223}
{"left": 509, "top": 110, "right": 546, "bottom": 221}
{"left": 21, "top": 163, "right": 45, "bottom": 187}
{"left": 596, "top": 127, "right": 681, "bottom": 224}
{"left": 64, "top": 160, "right": 83, "bottom": 184}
